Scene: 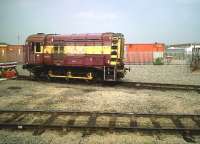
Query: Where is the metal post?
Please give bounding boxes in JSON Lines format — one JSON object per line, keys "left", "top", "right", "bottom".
{"left": 114, "top": 66, "right": 116, "bottom": 81}
{"left": 103, "top": 66, "right": 106, "bottom": 81}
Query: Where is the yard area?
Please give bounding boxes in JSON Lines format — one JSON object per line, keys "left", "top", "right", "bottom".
{"left": 0, "top": 79, "right": 199, "bottom": 143}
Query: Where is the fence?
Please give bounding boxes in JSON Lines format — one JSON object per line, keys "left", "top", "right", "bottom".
{"left": 164, "top": 51, "right": 192, "bottom": 65}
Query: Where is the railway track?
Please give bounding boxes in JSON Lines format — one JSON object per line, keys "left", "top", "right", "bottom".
{"left": 0, "top": 110, "right": 200, "bottom": 135}
{"left": 119, "top": 81, "right": 200, "bottom": 91}
{"left": 16, "top": 75, "right": 200, "bottom": 92}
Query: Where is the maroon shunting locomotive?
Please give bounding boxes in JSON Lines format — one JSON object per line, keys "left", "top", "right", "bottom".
{"left": 23, "top": 33, "right": 127, "bottom": 81}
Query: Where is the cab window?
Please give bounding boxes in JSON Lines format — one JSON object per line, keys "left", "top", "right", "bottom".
{"left": 32, "top": 42, "right": 42, "bottom": 53}
{"left": 35, "top": 43, "right": 41, "bottom": 53}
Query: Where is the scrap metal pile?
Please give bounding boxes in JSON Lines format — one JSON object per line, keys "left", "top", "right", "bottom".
{"left": 0, "top": 62, "right": 17, "bottom": 80}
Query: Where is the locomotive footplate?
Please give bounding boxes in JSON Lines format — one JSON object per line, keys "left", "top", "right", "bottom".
{"left": 48, "top": 70, "right": 93, "bottom": 80}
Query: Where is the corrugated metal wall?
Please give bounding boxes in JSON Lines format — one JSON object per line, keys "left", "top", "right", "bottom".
{"left": 125, "top": 43, "right": 165, "bottom": 64}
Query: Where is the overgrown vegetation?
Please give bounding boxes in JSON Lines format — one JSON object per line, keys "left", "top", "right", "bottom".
{"left": 153, "top": 58, "right": 164, "bottom": 65}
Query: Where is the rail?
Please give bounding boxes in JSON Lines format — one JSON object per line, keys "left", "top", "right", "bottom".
{"left": 15, "top": 75, "right": 200, "bottom": 92}
{"left": 119, "top": 81, "right": 200, "bottom": 91}
{"left": 0, "top": 110, "right": 200, "bottom": 134}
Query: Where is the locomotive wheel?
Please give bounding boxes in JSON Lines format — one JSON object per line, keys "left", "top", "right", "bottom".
{"left": 65, "top": 77, "right": 71, "bottom": 83}
{"left": 32, "top": 70, "right": 42, "bottom": 80}
{"left": 45, "top": 70, "right": 57, "bottom": 81}
{"left": 46, "top": 75, "right": 57, "bottom": 82}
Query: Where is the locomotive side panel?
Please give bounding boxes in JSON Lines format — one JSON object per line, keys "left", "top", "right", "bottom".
{"left": 42, "top": 34, "right": 113, "bottom": 67}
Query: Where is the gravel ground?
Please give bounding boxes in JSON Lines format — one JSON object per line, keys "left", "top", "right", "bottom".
{"left": 125, "top": 65, "right": 200, "bottom": 85}
{"left": 0, "top": 80, "right": 200, "bottom": 114}
{"left": 0, "top": 80, "right": 200, "bottom": 143}
{"left": 1, "top": 130, "right": 200, "bottom": 144}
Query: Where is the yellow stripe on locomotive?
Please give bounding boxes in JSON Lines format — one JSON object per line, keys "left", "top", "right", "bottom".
{"left": 43, "top": 46, "right": 112, "bottom": 55}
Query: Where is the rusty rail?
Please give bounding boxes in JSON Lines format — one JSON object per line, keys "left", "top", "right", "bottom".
{"left": 16, "top": 75, "right": 200, "bottom": 91}
{"left": 0, "top": 110, "right": 199, "bottom": 134}
{"left": 118, "top": 81, "right": 200, "bottom": 91}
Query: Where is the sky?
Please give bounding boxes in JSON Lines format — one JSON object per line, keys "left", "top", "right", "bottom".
{"left": 0, "top": 0, "right": 200, "bottom": 44}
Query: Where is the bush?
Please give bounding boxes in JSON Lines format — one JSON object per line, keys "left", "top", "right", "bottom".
{"left": 153, "top": 57, "right": 164, "bottom": 65}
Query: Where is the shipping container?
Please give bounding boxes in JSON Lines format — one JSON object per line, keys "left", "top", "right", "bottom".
{"left": 6, "top": 45, "right": 24, "bottom": 63}
{"left": 0, "top": 45, "right": 24, "bottom": 63}
{"left": 125, "top": 43, "right": 165, "bottom": 64}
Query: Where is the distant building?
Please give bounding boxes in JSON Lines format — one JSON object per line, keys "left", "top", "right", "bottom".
{"left": 167, "top": 43, "right": 200, "bottom": 55}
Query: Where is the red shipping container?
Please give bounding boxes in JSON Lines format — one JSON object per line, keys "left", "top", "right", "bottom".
{"left": 125, "top": 43, "right": 165, "bottom": 64}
